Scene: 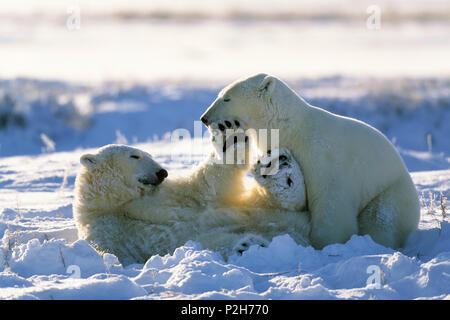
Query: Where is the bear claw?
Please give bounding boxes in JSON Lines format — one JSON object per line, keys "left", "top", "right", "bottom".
{"left": 251, "top": 148, "right": 295, "bottom": 189}
{"left": 233, "top": 235, "right": 268, "bottom": 256}
{"left": 210, "top": 119, "right": 250, "bottom": 159}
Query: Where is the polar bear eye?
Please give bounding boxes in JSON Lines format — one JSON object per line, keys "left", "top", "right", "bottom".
{"left": 130, "top": 155, "right": 140, "bottom": 159}
{"left": 223, "top": 98, "right": 231, "bottom": 102}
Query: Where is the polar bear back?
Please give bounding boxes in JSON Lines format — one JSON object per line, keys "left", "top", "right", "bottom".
{"left": 296, "top": 104, "right": 408, "bottom": 210}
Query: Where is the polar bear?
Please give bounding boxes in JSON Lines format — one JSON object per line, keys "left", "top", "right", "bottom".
{"left": 201, "top": 73, "right": 420, "bottom": 249}
{"left": 74, "top": 138, "right": 310, "bottom": 264}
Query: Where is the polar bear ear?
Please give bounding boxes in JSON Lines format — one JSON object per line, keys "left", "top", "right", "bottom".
{"left": 258, "top": 75, "right": 276, "bottom": 98}
{"left": 80, "top": 154, "right": 98, "bottom": 170}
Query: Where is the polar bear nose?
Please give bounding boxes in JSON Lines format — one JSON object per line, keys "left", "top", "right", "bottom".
{"left": 156, "top": 169, "right": 168, "bottom": 182}
{"left": 201, "top": 116, "right": 208, "bottom": 125}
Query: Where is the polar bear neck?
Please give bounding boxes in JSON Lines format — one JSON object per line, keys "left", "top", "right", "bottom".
{"left": 252, "top": 79, "right": 310, "bottom": 151}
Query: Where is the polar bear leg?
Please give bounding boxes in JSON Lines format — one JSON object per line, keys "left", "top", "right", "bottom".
{"left": 192, "top": 119, "right": 252, "bottom": 205}
{"left": 83, "top": 214, "right": 180, "bottom": 265}
{"left": 209, "top": 119, "right": 251, "bottom": 169}
{"left": 251, "top": 148, "right": 307, "bottom": 211}
{"left": 170, "top": 120, "right": 251, "bottom": 207}
{"left": 310, "top": 194, "right": 359, "bottom": 249}
{"left": 358, "top": 174, "right": 420, "bottom": 249}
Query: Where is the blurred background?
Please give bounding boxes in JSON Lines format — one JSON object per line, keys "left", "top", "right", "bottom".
{"left": 0, "top": 0, "right": 449, "bottom": 171}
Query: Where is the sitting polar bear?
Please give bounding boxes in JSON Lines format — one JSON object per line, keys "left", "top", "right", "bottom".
{"left": 201, "top": 73, "right": 420, "bottom": 249}
{"left": 74, "top": 131, "right": 310, "bottom": 264}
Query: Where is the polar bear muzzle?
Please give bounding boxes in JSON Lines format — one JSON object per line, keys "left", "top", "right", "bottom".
{"left": 138, "top": 169, "right": 168, "bottom": 186}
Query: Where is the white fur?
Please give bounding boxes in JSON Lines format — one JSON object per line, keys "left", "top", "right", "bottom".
{"left": 74, "top": 144, "right": 310, "bottom": 265}
{"left": 201, "top": 73, "right": 420, "bottom": 249}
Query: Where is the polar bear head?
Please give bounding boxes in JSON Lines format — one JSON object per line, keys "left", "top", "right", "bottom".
{"left": 201, "top": 73, "right": 300, "bottom": 132}
{"left": 75, "top": 144, "right": 168, "bottom": 216}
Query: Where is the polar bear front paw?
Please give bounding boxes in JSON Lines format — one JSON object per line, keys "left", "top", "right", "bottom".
{"left": 251, "top": 148, "right": 307, "bottom": 211}
{"left": 210, "top": 119, "right": 250, "bottom": 168}
{"left": 233, "top": 234, "right": 268, "bottom": 256}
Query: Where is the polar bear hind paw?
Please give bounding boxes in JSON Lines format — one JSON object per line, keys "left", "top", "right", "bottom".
{"left": 233, "top": 234, "right": 269, "bottom": 255}
{"left": 251, "top": 148, "right": 307, "bottom": 211}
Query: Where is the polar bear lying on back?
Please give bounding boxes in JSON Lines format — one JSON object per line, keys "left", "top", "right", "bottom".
{"left": 74, "top": 129, "right": 310, "bottom": 264}
{"left": 201, "top": 73, "right": 420, "bottom": 249}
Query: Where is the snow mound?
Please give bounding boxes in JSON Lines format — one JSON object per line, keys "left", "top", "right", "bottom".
{"left": 1, "top": 219, "right": 449, "bottom": 299}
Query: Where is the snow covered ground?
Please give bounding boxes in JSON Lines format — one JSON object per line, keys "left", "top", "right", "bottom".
{"left": 0, "top": 0, "right": 449, "bottom": 300}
